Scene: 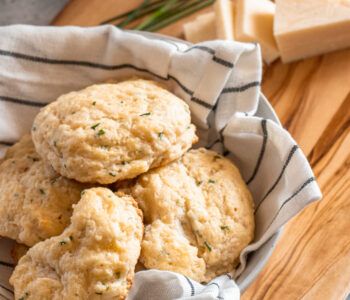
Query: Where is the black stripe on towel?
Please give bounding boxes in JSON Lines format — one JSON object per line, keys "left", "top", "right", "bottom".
{"left": 0, "top": 49, "right": 218, "bottom": 111}
{"left": 255, "top": 145, "right": 299, "bottom": 213}
{"left": 0, "top": 284, "right": 13, "bottom": 294}
{"left": 0, "top": 141, "right": 14, "bottom": 146}
{"left": 185, "top": 45, "right": 215, "bottom": 55}
{"left": 207, "top": 282, "right": 220, "bottom": 290}
{"left": 212, "top": 56, "right": 234, "bottom": 68}
{"left": 0, "top": 261, "right": 14, "bottom": 268}
{"left": 184, "top": 45, "right": 234, "bottom": 68}
{"left": 184, "top": 275, "right": 195, "bottom": 296}
{"left": 0, "top": 95, "right": 46, "bottom": 107}
{"left": 222, "top": 81, "right": 260, "bottom": 94}
{"left": 191, "top": 96, "right": 214, "bottom": 109}
{"left": 246, "top": 119, "right": 268, "bottom": 185}
{"left": 264, "top": 177, "right": 316, "bottom": 232}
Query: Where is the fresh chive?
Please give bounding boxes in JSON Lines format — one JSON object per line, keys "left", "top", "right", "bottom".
{"left": 208, "top": 179, "right": 216, "bottom": 184}
{"left": 101, "top": 0, "right": 164, "bottom": 25}
{"left": 204, "top": 241, "right": 212, "bottom": 252}
{"left": 121, "top": 161, "right": 127, "bottom": 165}
{"left": 116, "top": 0, "right": 151, "bottom": 28}
{"left": 158, "top": 132, "right": 164, "bottom": 139}
{"left": 59, "top": 241, "right": 67, "bottom": 245}
{"left": 81, "top": 190, "right": 86, "bottom": 196}
{"left": 39, "top": 189, "right": 45, "bottom": 195}
{"left": 92, "top": 101, "right": 96, "bottom": 105}
{"left": 135, "top": 0, "right": 178, "bottom": 30}
{"left": 91, "top": 123, "right": 100, "bottom": 130}
{"left": 97, "top": 129, "right": 105, "bottom": 136}
{"left": 214, "top": 155, "right": 222, "bottom": 160}
{"left": 95, "top": 292, "right": 103, "bottom": 295}
{"left": 140, "top": 0, "right": 214, "bottom": 32}
{"left": 140, "top": 112, "right": 151, "bottom": 116}
{"left": 220, "top": 226, "right": 230, "bottom": 231}
{"left": 196, "top": 180, "right": 203, "bottom": 186}
{"left": 109, "top": 172, "right": 116, "bottom": 177}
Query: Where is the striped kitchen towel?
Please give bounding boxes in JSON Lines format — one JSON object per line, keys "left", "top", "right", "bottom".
{"left": 0, "top": 25, "right": 321, "bottom": 300}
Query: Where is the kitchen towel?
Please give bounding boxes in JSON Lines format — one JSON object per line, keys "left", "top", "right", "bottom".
{"left": 0, "top": 25, "right": 321, "bottom": 300}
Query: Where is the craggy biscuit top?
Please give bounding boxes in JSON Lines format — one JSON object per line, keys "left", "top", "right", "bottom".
{"left": 10, "top": 187, "right": 143, "bottom": 300}
{"left": 0, "top": 135, "right": 85, "bottom": 246}
{"left": 32, "top": 79, "right": 197, "bottom": 184}
{"left": 132, "top": 148, "right": 255, "bottom": 282}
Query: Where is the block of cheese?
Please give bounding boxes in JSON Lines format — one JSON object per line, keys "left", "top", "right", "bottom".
{"left": 275, "top": 0, "right": 350, "bottom": 63}
{"left": 235, "top": 0, "right": 280, "bottom": 64}
{"left": 214, "top": 0, "right": 235, "bottom": 40}
{"left": 183, "top": 12, "right": 216, "bottom": 43}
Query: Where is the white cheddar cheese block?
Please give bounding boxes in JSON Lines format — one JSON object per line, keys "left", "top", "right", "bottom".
{"left": 183, "top": 12, "right": 216, "bottom": 43}
{"left": 214, "top": 0, "right": 235, "bottom": 40}
{"left": 235, "top": 0, "right": 280, "bottom": 64}
{"left": 275, "top": 0, "right": 350, "bottom": 63}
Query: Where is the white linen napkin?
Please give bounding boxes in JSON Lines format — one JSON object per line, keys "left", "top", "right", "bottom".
{"left": 0, "top": 25, "right": 321, "bottom": 300}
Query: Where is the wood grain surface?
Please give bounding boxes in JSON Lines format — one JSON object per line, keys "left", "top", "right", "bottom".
{"left": 53, "top": 1, "right": 350, "bottom": 299}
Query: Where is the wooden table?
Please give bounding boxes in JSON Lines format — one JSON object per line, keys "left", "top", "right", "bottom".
{"left": 53, "top": 1, "right": 350, "bottom": 299}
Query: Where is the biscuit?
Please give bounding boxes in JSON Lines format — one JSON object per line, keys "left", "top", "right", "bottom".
{"left": 0, "top": 135, "right": 85, "bottom": 246}
{"left": 32, "top": 79, "right": 197, "bottom": 184}
{"left": 10, "top": 187, "right": 143, "bottom": 300}
{"left": 131, "top": 148, "right": 255, "bottom": 282}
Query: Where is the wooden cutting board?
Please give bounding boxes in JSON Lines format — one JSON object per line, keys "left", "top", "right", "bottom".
{"left": 53, "top": 1, "right": 350, "bottom": 299}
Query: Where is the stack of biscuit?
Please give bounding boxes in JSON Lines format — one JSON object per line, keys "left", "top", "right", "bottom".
{"left": 0, "top": 79, "right": 255, "bottom": 300}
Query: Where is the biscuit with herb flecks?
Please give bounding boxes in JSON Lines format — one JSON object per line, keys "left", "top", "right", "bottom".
{"left": 32, "top": 79, "right": 197, "bottom": 184}
{"left": 0, "top": 135, "right": 86, "bottom": 246}
{"left": 131, "top": 148, "right": 255, "bottom": 282}
{"left": 10, "top": 187, "right": 143, "bottom": 300}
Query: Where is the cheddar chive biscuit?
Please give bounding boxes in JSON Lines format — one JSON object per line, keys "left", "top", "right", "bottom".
{"left": 131, "top": 148, "right": 255, "bottom": 282}
{"left": 10, "top": 187, "right": 143, "bottom": 300}
{"left": 0, "top": 135, "right": 85, "bottom": 246}
{"left": 32, "top": 79, "right": 197, "bottom": 184}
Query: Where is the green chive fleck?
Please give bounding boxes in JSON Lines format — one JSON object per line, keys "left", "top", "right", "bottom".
{"left": 158, "top": 132, "right": 164, "bottom": 139}
{"left": 81, "top": 190, "right": 86, "bottom": 196}
{"left": 39, "top": 189, "right": 45, "bottom": 195}
{"left": 196, "top": 180, "right": 203, "bottom": 186}
{"left": 109, "top": 172, "right": 116, "bottom": 177}
{"left": 208, "top": 179, "right": 216, "bottom": 184}
{"left": 121, "top": 161, "right": 127, "bottom": 165}
{"left": 95, "top": 292, "right": 103, "bottom": 295}
{"left": 92, "top": 101, "right": 96, "bottom": 106}
{"left": 97, "top": 129, "right": 105, "bottom": 136}
{"left": 213, "top": 155, "right": 222, "bottom": 160}
{"left": 204, "top": 241, "right": 212, "bottom": 252}
{"left": 220, "top": 226, "right": 230, "bottom": 231}
{"left": 91, "top": 123, "right": 100, "bottom": 130}
{"left": 115, "top": 271, "right": 121, "bottom": 278}
{"left": 140, "top": 112, "right": 151, "bottom": 116}
{"left": 59, "top": 241, "right": 67, "bottom": 245}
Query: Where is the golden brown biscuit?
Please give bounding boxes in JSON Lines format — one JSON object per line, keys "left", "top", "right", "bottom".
{"left": 0, "top": 135, "right": 86, "bottom": 246}
{"left": 131, "top": 148, "right": 255, "bottom": 282}
{"left": 10, "top": 187, "right": 143, "bottom": 300}
{"left": 32, "top": 79, "right": 197, "bottom": 184}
